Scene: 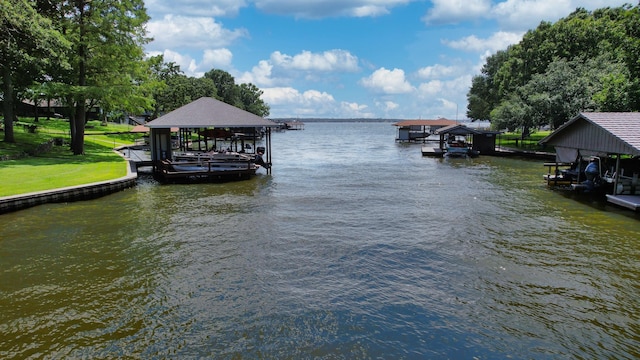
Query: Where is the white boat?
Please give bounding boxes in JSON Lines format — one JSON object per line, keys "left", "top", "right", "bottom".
{"left": 445, "top": 143, "right": 470, "bottom": 157}
{"left": 444, "top": 137, "right": 479, "bottom": 158}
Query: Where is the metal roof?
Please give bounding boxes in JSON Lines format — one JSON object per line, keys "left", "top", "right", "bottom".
{"left": 435, "top": 124, "right": 483, "bottom": 135}
{"left": 392, "top": 119, "right": 458, "bottom": 127}
{"left": 539, "top": 112, "right": 640, "bottom": 156}
{"left": 145, "top": 97, "right": 277, "bottom": 129}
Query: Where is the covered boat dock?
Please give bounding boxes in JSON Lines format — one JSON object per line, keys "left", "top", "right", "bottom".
{"left": 393, "top": 119, "right": 458, "bottom": 142}
{"left": 419, "top": 124, "right": 500, "bottom": 157}
{"left": 145, "top": 97, "right": 279, "bottom": 182}
{"left": 539, "top": 112, "right": 640, "bottom": 211}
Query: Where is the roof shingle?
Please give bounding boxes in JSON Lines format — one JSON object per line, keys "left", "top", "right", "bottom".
{"left": 146, "top": 97, "right": 276, "bottom": 128}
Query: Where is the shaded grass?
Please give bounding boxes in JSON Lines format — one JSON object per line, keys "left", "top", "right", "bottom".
{"left": 1, "top": 119, "right": 137, "bottom": 197}
{"left": 497, "top": 131, "right": 552, "bottom": 152}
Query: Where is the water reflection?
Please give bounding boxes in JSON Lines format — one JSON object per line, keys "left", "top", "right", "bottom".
{"left": 1, "top": 122, "right": 639, "bottom": 358}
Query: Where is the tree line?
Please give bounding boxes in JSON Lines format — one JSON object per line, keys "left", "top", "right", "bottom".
{"left": 1, "top": 0, "right": 269, "bottom": 155}
{"left": 466, "top": 4, "right": 640, "bottom": 134}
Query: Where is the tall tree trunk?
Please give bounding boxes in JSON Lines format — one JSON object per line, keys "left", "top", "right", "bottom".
{"left": 68, "top": 99, "right": 76, "bottom": 149}
{"left": 2, "top": 67, "right": 16, "bottom": 143}
{"left": 71, "top": 100, "right": 86, "bottom": 154}
{"left": 34, "top": 99, "right": 40, "bottom": 123}
{"left": 70, "top": 0, "right": 88, "bottom": 155}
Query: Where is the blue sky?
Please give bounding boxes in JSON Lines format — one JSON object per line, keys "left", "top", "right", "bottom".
{"left": 144, "top": 0, "right": 631, "bottom": 119}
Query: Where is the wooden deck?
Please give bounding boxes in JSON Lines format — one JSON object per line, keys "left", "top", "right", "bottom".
{"left": 421, "top": 146, "right": 444, "bottom": 157}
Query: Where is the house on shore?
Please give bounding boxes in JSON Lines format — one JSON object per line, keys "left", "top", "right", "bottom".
{"left": 539, "top": 112, "right": 640, "bottom": 211}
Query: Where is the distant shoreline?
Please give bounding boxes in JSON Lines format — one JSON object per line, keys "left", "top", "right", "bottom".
{"left": 272, "top": 118, "right": 395, "bottom": 123}
{"left": 272, "top": 118, "right": 485, "bottom": 124}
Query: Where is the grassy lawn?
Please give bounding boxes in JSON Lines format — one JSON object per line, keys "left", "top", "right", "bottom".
{"left": 1, "top": 118, "right": 139, "bottom": 197}
{"left": 496, "top": 131, "right": 553, "bottom": 152}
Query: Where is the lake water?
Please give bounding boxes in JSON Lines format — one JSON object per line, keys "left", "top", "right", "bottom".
{"left": 1, "top": 122, "right": 639, "bottom": 359}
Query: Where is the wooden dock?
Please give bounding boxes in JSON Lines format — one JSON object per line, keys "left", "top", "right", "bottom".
{"left": 421, "top": 146, "right": 444, "bottom": 157}
{"left": 118, "top": 146, "right": 153, "bottom": 169}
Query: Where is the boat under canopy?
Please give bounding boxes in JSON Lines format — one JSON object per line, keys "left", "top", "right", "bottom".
{"left": 144, "top": 97, "right": 278, "bottom": 183}
{"left": 539, "top": 112, "right": 640, "bottom": 211}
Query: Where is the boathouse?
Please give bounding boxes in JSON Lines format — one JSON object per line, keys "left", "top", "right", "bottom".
{"left": 283, "top": 120, "right": 305, "bottom": 130}
{"left": 145, "top": 97, "right": 278, "bottom": 181}
{"left": 539, "top": 112, "right": 640, "bottom": 211}
{"left": 435, "top": 124, "right": 500, "bottom": 155}
{"left": 419, "top": 123, "right": 500, "bottom": 157}
{"left": 393, "top": 119, "right": 458, "bottom": 142}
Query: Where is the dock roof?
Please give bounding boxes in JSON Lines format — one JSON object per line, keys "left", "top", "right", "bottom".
{"left": 539, "top": 112, "right": 640, "bottom": 156}
{"left": 145, "top": 97, "right": 277, "bottom": 129}
{"left": 435, "top": 124, "right": 483, "bottom": 135}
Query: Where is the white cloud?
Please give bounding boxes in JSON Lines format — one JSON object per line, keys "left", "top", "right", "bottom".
{"left": 424, "top": 0, "right": 631, "bottom": 31}
{"left": 148, "top": 49, "right": 199, "bottom": 76}
{"left": 492, "top": 0, "right": 573, "bottom": 30}
{"left": 340, "top": 102, "right": 373, "bottom": 117}
{"left": 417, "top": 80, "right": 444, "bottom": 97}
{"left": 146, "top": 48, "right": 233, "bottom": 78}
{"left": 260, "top": 87, "right": 374, "bottom": 118}
{"left": 360, "top": 68, "right": 414, "bottom": 94}
{"left": 490, "top": 0, "right": 632, "bottom": 31}
{"left": 437, "top": 98, "right": 460, "bottom": 117}
{"left": 237, "top": 60, "right": 276, "bottom": 86}
{"left": 415, "top": 75, "right": 472, "bottom": 118}
{"left": 261, "top": 87, "right": 338, "bottom": 116}
{"left": 146, "top": 0, "right": 247, "bottom": 18}
{"left": 418, "top": 75, "right": 471, "bottom": 97}
{"left": 423, "top": 0, "right": 491, "bottom": 24}
{"left": 260, "top": 87, "right": 301, "bottom": 104}
{"left": 444, "top": 31, "right": 524, "bottom": 53}
{"left": 416, "top": 64, "right": 463, "bottom": 80}
{"left": 377, "top": 100, "right": 399, "bottom": 112}
{"left": 253, "top": 0, "right": 411, "bottom": 18}
{"left": 237, "top": 49, "right": 360, "bottom": 88}
{"left": 270, "top": 50, "right": 360, "bottom": 72}
{"left": 350, "top": 5, "right": 391, "bottom": 17}
{"left": 202, "top": 48, "right": 234, "bottom": 69}
{"left": 146, "top": 15, "right": 248, "bottom": 50}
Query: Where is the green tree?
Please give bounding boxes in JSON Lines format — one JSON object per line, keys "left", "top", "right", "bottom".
{"left": 490, "top": 94, "right": 531, "bottom": 133}
{"left": 204, "top": 69, "right": 240, "bottom": 107}
{"left": 151, "top": 60, "right": 218, "bottom": 116}
{"left": 148, "top": 56, "right": 179, "bottom": 118}
{"left": 490, "top": 55, "right": 629, "bottom": 132}
{"left": 618, "top": 5, "right": 640, "bottom": 109}
{"left": 188, "top": 77, "right": 217, "bottom": 103}
{"left": 466, "top": 50, "right": 509, "bottom": 120}
{"left": 51, "top": 0, "right": 151, "bottom": 155}
{"left": 1, "top": 0, "right": 68, "bottom": 143}
{"left": 467, "top": 4, "right": 639, "bottom": 129}
{"left": 203, "top": 69, "right": 270, "bottom": 117}
{"left": 593, "top": 72, "right": 633, "bottom": 111}
{"left": 239, "top": 83, "right": 270, "bottom": 117}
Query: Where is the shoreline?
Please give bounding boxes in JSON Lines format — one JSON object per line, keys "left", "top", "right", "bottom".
{"left": 0, "top": 151, "right": 138, "bottom": 215}
{"left": 0, "top": 147, "right": 553, "bottom": 215}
